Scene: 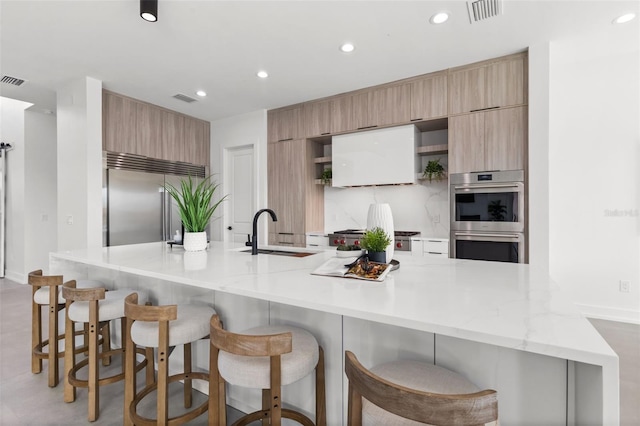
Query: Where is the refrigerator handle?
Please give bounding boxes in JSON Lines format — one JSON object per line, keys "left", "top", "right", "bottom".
{"left": 167, "top": 193, "right": 172, "bottom": 240}
{"left": 161, "top": 190, "right": 166, "bottom": 241}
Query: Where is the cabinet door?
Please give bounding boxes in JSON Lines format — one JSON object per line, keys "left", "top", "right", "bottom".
{"left": 268, "top": 107, "right": 303, "bottom": 142}
{"left": 448, "top": 113, "right": 485, "bottom": 174}
{"left": 352, "top": 90, "right": 377, "bottom": 130}
{"left": 267, "top": 142, "right": 283, "bottom": 234}
{"left": 484, "top": 106, "right": 526, "bottom": 172}
{"left": 161, "top": 111, "right": 184, "bottom": 162}
{"left": 136, "top": 102, "right": 162, "bottom": 159}
{"left": 376, "top": 84, "right": 410, "bottom": 127}
{"left": 486, "top": 55, "right": 525, "bottom": 110}
{"left": 194, "top": 121, "right": 210, "bottom": 168}
{"left": 410, "top": 73, "right": 448, "bottom": 121}
{"left": 304, "top": 100, "right": 332, "bottom": 137}
{"left": 183, "top": 116, "right": 201, "bottom": 164}
{"left": 330, "top": 95, "right": 354, "bottom": 134}
{"left": 448, "top": 66, "right": 486, "bottom": 115}
{"left": 103, "top": 91, "right": 137, "bottom": 154}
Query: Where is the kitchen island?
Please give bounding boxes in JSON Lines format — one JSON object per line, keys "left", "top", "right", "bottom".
{"left": 50, "top": 242, "right": 618, "bottom": 425}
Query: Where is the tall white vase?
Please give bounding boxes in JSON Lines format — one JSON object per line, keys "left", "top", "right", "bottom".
{"left": 366, "top": 203, "right": 394, "bottom": 263}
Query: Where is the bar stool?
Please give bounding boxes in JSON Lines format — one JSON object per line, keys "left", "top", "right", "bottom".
{"left": 209, "top": 315, "right": 326, "bottom": 426}
{"left": 29, "top": 270, "right": 103, "bottom": 387}
{"left": 344, "top": 351, "right": 498, "bottom": 426}
{"left": 124, "top": 293, "right": 216, "bottom": 426}
{"left": 62, "top": 280, "right": 148, "bottom": 422}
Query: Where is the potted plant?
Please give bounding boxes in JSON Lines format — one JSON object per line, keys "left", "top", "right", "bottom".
{"left": 163, "top": 175, "right": 227, "bottom": 251}
{"left": 360, "top": 227, "right": 391, "bottom": 263}
{"left": 422, "top": 159, "right": 446, "bottom": 182}
{"left": 320, "top": 167, "right": 332, "bottom": 185}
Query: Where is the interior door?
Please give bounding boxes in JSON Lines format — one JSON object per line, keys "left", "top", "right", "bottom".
{"left": 225, "top": 145, "right": 255, "bottom": 243}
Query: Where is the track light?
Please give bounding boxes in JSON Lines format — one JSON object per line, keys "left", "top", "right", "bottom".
{"left": 140, "top": 0, "right": 158, "bottom": 22}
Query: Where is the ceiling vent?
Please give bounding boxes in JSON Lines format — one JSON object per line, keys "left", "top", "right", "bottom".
{"left": 467, "top": 0, "right": 503, "bottom": 23}
{"left": 172, "top": 93, "right": 197, "bottom": 103}
{"left": 1, "top": 75, "right": 27, "bottom": 86}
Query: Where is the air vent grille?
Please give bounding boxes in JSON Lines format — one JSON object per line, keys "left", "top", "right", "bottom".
{"left": 467, "top": 0, "right": 503, "bottom": 23}
{"left": 105, "top": 152, "right": 205, "bottom": 178}
{"left": 1, "top": 75, "right": 26, "bottom": 86}
{"left": 173, "top": 93, "right": 197, "bottom": 103}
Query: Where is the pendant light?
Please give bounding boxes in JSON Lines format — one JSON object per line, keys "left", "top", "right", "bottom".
{"left": 140, "top": 0, "right": 158, "bottom": 22}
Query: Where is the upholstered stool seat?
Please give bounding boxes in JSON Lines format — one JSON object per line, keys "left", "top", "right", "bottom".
{"left": 63, "top": 282, "right": 149, "bottom": 422}
{"left": 345, "top": 351, "right": 498, "bottom": 426}
{"left": 210, "top": 316, "right": 326, "bottom": 426}
{"left": 124, "top": 294, "right": 216, "bottom": 426}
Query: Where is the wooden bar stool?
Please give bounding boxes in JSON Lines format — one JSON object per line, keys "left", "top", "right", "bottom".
{"left": 124, "top": 293, "right": 216, "bottom": 426}
{"left": 62, "top": 280, "right": 148, "bottom": 422}
{"left": 344, "top": 351, "right": 498, "bottom": 426}
{"left": 209, "top": 315, "right": 326, "bottom": 426}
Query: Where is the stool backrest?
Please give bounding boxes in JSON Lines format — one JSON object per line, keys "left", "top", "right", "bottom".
{"left": 209, "top": 315, "right": 292, "bottom": 357}
{"left": 62, "top": 280, "right": 105, "bottom": 302}
{"left": 345, "top": 351, "right": 498, "bottom": 426}
{"left": 28, "top": 269, "right": 63, "bottom": 287}
{"left": 124, "top": 293, "right": 177, "bottom": 322}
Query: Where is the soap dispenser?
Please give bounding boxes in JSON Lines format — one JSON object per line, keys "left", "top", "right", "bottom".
{"left": 174, "top": 230, "right": 182, "bottom": 244}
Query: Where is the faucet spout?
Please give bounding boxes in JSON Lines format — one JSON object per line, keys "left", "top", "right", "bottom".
{"left": 252, "top": 209, "right": 278, "bottom": 255}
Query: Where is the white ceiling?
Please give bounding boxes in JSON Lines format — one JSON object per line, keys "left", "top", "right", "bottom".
{"left": 1, "top": 0, "right": 638, "bottom": 122}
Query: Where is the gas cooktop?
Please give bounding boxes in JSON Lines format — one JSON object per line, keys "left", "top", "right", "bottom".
{"left": 328, "top": 230, "right": 421, "bottom": 251}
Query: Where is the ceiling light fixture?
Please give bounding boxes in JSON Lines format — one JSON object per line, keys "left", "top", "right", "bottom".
{"left": 613, "top": 12, "right": 636, "bottom": 24}
{"left": 430, "top": 12, "right": 449, "bottom": 24}
{"left": 339, "top": 43, "right": 355, "bottom": 53}
{"left": 196, "top": 90, "right": 207, "bottom": 97}
{"left": 257, "top": 71, "right": 269, "bottom": 79}
{"left": 140, "top": 0, "right": 158, "bottom": 22}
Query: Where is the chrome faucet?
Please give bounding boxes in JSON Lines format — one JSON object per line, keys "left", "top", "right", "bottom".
{"left": 251, "top": 209, "right": 278, "bottom": 255}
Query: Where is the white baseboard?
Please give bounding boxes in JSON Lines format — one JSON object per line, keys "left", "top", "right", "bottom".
{"left": 578, "top": 303, "right": 640, "bottom": 325}
{"left": 3, "top": 270, "right": 27, "bottom": 284}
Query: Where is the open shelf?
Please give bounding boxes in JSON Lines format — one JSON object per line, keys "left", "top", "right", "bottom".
{"left": 313, "top": 156, "right": 332, "bottom": 164}
{"left": 416, "top": 144, "right": 448, "bottom": 156}
{"left": 314, "top": 179, "right": 331, "bottom": 185}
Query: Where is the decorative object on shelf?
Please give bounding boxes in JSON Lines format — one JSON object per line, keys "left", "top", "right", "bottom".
{"left": 163, "top": 175, "right": 227, "bottom": 252}
{"left": 320, "top": 167, "right": 332, "bottom": 185}
{"left": 366, "top": 203, "right": 395, "bottom": 262}
{"left": 336, "top": 244, "right": 364, "bottom": 258}
{"left": 422, "top": 158, "right": 446, "bottom": 182}
{"left": 361, "top": 227, "right": 391, "bottom": 264}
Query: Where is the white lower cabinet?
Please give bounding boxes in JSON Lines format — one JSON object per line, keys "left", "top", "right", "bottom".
{"left": 306, "top": 232, "right": 330, "bottom": 249}
{"left": 411, "top": 237, "right": 449, "bottom": 258}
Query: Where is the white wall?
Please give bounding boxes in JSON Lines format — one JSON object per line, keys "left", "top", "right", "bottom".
{"left": 544, "top": 25, "right": 639, "bottom": 323}
{"left": 209, "top": 109, "right": 267, "bottom": 242}
{"left": 0, "top": 97, "right": 32, "bottom": 282}
{"left": 24, "top": 110, "right": 58, "bottom": 275}
{"left": 56, "top": 77, "right": 103, "bottom": 251}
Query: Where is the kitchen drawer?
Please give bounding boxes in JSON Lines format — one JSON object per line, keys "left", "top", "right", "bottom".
{"left": 306, "top": 233, "right": 329, "bottom": 248}
{"left": 423, "top": 239, "right": 449, "bottom": 256}
{"left": 274, "top": 233, "right": 306, "bottom": 248}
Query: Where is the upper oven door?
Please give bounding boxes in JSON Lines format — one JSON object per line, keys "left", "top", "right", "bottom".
{"left": 450, "top": 172, "right": 524, "bottom": 233}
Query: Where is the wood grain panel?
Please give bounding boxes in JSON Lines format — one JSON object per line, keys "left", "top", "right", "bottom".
{"left": 304, "top": 100, "right": 332, "bottom": 137}
{"left": 330, "top": 96, "right": 354, "bottom": 134}
{"left": 136, "top": 102, "right": 162, "bottom": 158}
{"left": 352, "top": 90, "right": 377, "bottom": 130}
{"left": 375, "top": 84, "right": 410, "bottom": 127}
{"left": 486, "top": 56, "right": 525, "bottom": 109}
{"left": 485, "top": 106, "right": 527, "bottom": 172}
{"left": 103, "top": 91, "right": 137, "bottom": 154}
{"left": 161, "top": 111, "right": 184, "bottom": 162}
{"left": 448, "top": 113, "right": 485, "bottom": 174}
{"left": 449, "top": 66, "right": 485, "bottom": 115}
{"left": 410, "top": 73, "right": 448, "bottom": 121}
{"left": 268, "top": 106, "right": 303, "bottom": 142}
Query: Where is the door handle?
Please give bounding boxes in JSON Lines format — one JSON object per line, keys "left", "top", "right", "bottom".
{"left": 227, "top": 226, "right": 233, "bottom": 230}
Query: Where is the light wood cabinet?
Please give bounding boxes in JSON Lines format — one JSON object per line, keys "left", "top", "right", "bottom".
{"left": 103, "top": 91, "right": 137, "bottom": 154}
{"left": 376, "top": 84, "right": 411, "bottom": 127}
{"left": 352, "top": 90, "right": 377, "bottom": 130}
{"left": 136, "top": 102, "right": 162, "bottom": 159}
{"left": 449, "top": 106, "right": 526, "bottom": 174}
{"left": 410, "top": 72, "right": 448, "bottom": 121}
{"left": 304, "top": 100, "right": 332, "bottom": 137}
{"left": 161, "top": 111, "right": 185, "bottom": 162}
{"left": 330, "top": 95, "right": 354, "bottom": 134}
{"left": 449, "top": 53, "right": 526, "bottom": 115}
{"left": 267, "top": 106, "right": 303, "bottom": 142}
{"left": 267, "top": 139, "right": 323, "bottom": 247}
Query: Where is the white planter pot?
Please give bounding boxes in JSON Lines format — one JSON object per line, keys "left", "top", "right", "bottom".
{"left": 183, "top": 231, "right": 208, "bottom": 252}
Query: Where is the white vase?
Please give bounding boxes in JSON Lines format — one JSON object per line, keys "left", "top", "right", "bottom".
{"left": 183, "top": 231, "right": 208, "bottom": 252}
{"left": 366, "top": 203, "right": 394, "bottom": 263}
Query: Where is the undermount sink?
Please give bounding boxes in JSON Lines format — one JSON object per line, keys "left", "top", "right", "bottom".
{"left": 240, "top": 249, "right": 317, "bottom": 258}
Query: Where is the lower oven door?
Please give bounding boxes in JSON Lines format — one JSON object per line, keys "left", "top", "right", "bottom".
{"left": 451, "top": 232, "right": 525, "bottom": 263}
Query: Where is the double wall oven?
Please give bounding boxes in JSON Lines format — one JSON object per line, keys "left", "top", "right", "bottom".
{"left": 450, "top": 170, "right": 526, "bottom": 263}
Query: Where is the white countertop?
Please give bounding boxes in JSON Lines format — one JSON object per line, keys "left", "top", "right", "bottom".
{"left": 50, "top": 241, "right": 617, "bottom": 367}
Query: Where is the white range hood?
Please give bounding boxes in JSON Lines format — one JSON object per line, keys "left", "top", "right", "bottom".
{"left": 332, "top": 124, "right": 419, "bottom": 187}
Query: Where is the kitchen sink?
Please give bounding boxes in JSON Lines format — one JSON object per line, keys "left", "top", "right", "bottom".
{"left": 240, "top": 249, "right": 317, "bottom": 257}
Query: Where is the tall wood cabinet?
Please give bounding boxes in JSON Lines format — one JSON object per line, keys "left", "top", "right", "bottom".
{"left": 267, "top": 105, "right": 303, "bottom": 142}
{"left": 410, "top": 72, "right": 448, "bottom": 121}
{"left": 267, "top": 139, "right": 323, "bottom": 247}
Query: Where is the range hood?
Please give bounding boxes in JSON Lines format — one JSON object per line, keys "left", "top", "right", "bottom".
{"left": 332, "top": 124, "right": 419, "bottom": 187}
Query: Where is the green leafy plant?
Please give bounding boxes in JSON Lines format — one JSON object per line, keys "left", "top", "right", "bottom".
{"left": 422, "top": 159, "right": 446, "bottom": 182}
{"left": 361, "top": 227, "right": 391, "bottom": 253}
{"left": 320, "top": 167, "right": 332, "bottom": 185}
{"left": 163, "top": 176, "right": 228, "bottom": 233}
{"left": 488, "top": 200, "right": 507, "bottom": 221}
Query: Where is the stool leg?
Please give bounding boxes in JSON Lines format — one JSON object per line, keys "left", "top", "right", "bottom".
{"left": 270, "top": 355, "right": 282, "bottom": 426}
{"left": 47, "top": 291, "right": 59, "bottom": 387}
{"left": 348, "top": 382, "right": 363, "bottom": 426}
{"left": 102, "top": 321, "right": 111, "bottom": 366}
{"left": 31, "top": 293, "right": 42, "bottom": 374}
{"left": 145, "top": 347, "right": 155, "bottom": 385}
{"left": 87, "top": 301, "right": 100, "bottom": 422}
{"left": 316, "top": 347, "right": 326, "bottom": 426}
{"left": 64, "top": 301, "right": 76, "bottom": 403}
{"left": 209, "top": 344, "right": 222, "bottom": 426}
{"left": 157, "top": 320, "right": 170, "bottom": 426}
{"left": 184, "top": 342, "right": 192, "bottom": 408}
{"left": 123, "top": 317, "right": 135, "bottom": 426}
{"left": 262, "top": 389, "right": 270, "bottom": 426}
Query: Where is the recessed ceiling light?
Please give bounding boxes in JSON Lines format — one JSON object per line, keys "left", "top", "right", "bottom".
{"left": 339, "top": 43, "right": 355, "bottom": 53}
{"left": 257, "top": 70, "right": 269, "bottom": 79}
{"left": 613, "top": 12, "right": 636, "bottom": 24}
{"left": 196, "top": 90, "right": 207, "bottom": 97}
{"left": 430, "top": 12, "right": 449, "bottom": 24}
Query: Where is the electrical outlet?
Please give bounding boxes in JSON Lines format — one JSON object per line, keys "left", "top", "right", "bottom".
{"left": 66, "top": 215, "right": 74, "bottom": 225}
{"left": 619, "top": 280, "right": 630, "bottom": 293}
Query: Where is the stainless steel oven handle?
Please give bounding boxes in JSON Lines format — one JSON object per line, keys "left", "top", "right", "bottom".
{"left": 454, "top": 232, "right": 521, "bottom": 239}
{"left": 453, "top": 183, "right": 521, "bottom": 190}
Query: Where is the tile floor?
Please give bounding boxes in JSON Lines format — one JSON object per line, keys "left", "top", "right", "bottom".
{"left": 1, "top": 278, "right": 638, "bottom": 425}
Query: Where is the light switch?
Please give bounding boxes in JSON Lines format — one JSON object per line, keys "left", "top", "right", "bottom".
{"left": 66, "top": 215, "right": 74, "bottom": 225}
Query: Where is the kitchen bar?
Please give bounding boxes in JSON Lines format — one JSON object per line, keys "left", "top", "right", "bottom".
{"left": 50, "top": 242, "right": 619, "bottom": 425}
